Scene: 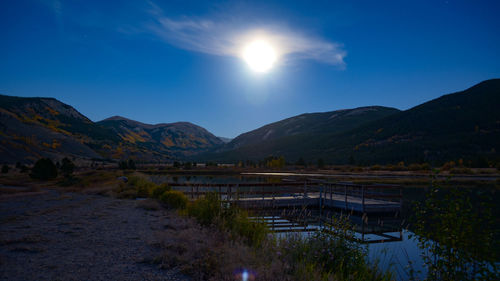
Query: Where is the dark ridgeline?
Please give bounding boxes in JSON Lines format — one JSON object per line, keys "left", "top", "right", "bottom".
{"left": 199, "top": 79, "right": 500, "bottom": 166}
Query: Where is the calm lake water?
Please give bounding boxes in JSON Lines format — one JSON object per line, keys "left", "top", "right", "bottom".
{"left": 148, "top": 172, "right": 499, "bottom": 280}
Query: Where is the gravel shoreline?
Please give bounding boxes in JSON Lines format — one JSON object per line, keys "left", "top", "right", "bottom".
{"left": 0, "top": 190, "right": 190, "bottom": 281}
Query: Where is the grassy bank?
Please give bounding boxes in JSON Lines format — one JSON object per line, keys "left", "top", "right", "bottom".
{"left": 116, "top": 174, "right": 393, "bottom": 280}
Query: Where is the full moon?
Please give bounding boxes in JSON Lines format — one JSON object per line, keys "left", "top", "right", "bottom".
{"left": 242, "top": 40, "right": 277, "bottom": 73}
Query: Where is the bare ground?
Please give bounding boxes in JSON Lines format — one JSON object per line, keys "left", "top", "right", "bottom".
{"left": 0, "top": 190, "right": 191, "bottom": 281}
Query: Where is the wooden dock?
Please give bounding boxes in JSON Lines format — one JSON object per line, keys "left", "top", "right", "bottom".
{"left": 165, "top": 181, "right": 402, "bottom": 214}
{"left": 234, "top": 193, "right": 400, "bottom": 213}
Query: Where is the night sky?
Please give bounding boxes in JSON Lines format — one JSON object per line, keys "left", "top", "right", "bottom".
{"left": 1, "top": 0, "right": 499, "bottom": 137}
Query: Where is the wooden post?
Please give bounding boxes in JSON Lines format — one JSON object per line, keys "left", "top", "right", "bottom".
{"left": 319, "top": 186, "right": 322, "bottom": 209}
{"left": 272, "top": 184, "right": 275, "bottom": 208}
{"left": 196, "top": 185, "right": 199, "bottom": 199}
{"left": 319, "top": 186, "right": 323, "bottom": 228}
{"left": 344, "top": 184, "right": 348, "bottom": 211}
{"left": 399, "top": 186, "right": 403, "bottom": 208}
{"left": 362, "top": 218, "right": 365, "bottom": 242}
{"left": 362, "top": 185, "right": 365, "bottom": 213}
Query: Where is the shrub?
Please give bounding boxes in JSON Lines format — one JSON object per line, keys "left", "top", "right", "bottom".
{"left": 129, "top": 176, "right": 156, "bottom": 198}
{"left": 30, "top": 158, "right": 58, "bottom": 180}
{"left": 223, "top": 207, "right": 268, "bottom": 247}
{"left": 187, "top": 192, "right": 267, "bottom": 247}
{"left": 160, "top": 190, "right": 188, "bottom": 209}
{"left": 408, "top": 163, "right": 431, "bottom": 171}
{"left": 150, "top": 183, "right": 171, "bottom": 199}
{"left": 411, "top": 184, "right": 498, "bottom": 280}
{"left": 420, "top": 163, "right": 431, "bottom": 170}
{"left": 1, "top": 164, "right": 9, "bottom": 174}
{"left": 136, "top": 184, "right": 152, "bottom": 198}
{"left": 450, "top": 167, "right": 473, "bottom": 174}
{"left": 351, "top": 166, "right": 364, "bottom": 172}
{"left": 127, "top": 159, "right": 136, "bottom": 170}
{"left": 118, "top": 161, "right": 128, "bottom": 170}
{"left": 187, "top": 192, "right": 222, "bottom": 226}
{"left": 441, "top": 161, "right": 456, "bottom": 171}
{"left": 279, "top": 230, "right": 391, "bottom": 280}
{"left": 118, "top": 159, "right": 136, "bottom": 170}
{"left": 15, "top": 162, "right": 29, "bottom": 172}
{"left": 114, "top": 175, "right": 156, "bottom": 198}
{"left": 60, "top": 157, "right": 75, "bottom": 177}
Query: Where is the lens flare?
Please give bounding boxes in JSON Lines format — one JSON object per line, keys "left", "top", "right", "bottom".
{"left": 234, "top": 268, "right": 255, "bottom": 281}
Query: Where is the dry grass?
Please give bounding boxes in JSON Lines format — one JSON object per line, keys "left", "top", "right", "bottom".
{"left": 150, "top": 215, "right": 287, "bottom": 281}
{"left": 135, "top": 198, "right": 162, "bottom": 211}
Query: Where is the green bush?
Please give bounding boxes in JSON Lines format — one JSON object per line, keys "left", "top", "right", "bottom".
{"left": 412, "top": 184, "right": 498, "bottom": 280}
{"left": 187, "top": 192, "right": 267, "bottom": 247}
{"left": 187, "top": 192, "right": 222, "bottom": 226}
{"left": 160, "top": 190, "right": 188, "bottom": 209}
{"left": 114, "top": 175, "right": 157, "bottom": 198}
{"left": 127, "top": 175, "right": 156, "bottom": 197}
{"left": 224, "top": 207, "right": 268, "bottom": 247}
{"left": 151, "top": 183, "right": 171, "bottom": 199}
{"left": 279, "top": 230, "right": 391, "bottom": 281}
{"left": 30, "top": 158, "right": 58, "bottom": 180}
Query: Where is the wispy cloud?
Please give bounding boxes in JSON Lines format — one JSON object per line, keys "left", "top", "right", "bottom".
{"left": 145, "top": 2, "right": 346, "bottom": 67}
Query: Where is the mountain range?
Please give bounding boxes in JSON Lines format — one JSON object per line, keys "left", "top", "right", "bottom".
{"left": 1, "top": 79, "right": 499, "bottom": 165}
{"left": 0, "top": 95, "right": 222, "bottom": 163}
{"left": 203, "top": 79, "right": 500, "bottom": 166}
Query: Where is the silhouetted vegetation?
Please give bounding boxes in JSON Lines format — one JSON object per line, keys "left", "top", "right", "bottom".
{"left": 264, "top": 156, "right": 285, "bottom": 168}
{"left": 30, "top": 158, "right": 58, "bottom": 180}
{"left": 295, "top": 157, "right": 306, "bottom": 167}
{"left": 150, "top": 183, "right": 171, "bottom": 199}
{"left": 278, "top": 219, "right": 392, "bottom": 280}
{"left": 17, "top": 163, "right": 29, "bottom": 173}
{"left": 410, "top": 180, "right": 499, "bottom": 280}
{"left": 159, "top": 190, "right": 188, "bottom": 209}
{"left": 118, "top": 159, "right": 136, "bottom": 170}
{"left": 1, "top": 164, "right": 9, "bottom": 174}
{"left": 187, "top": 192, "right": 268, "bottom": 247}
{"left": 60, "top": 157, "right": 75, "bottom": 178}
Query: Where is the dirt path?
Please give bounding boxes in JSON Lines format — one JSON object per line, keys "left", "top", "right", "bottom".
{"left": 0, "top": 190, "right": 190, "bottom": 281}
